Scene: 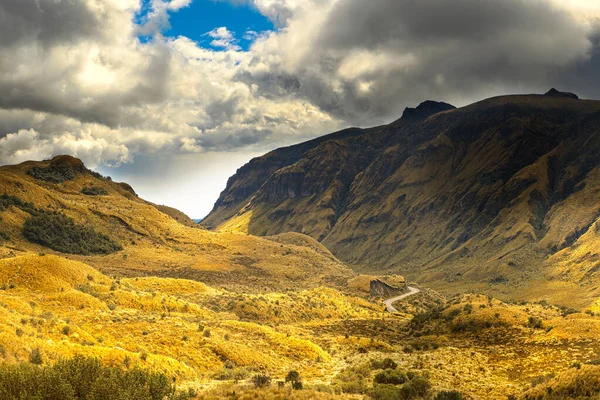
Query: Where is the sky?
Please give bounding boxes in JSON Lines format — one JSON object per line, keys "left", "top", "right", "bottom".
{"left": 0, "top": 0, "right": 599, "bottom": 219}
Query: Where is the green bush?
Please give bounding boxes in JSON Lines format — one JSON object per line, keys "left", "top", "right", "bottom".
{"left": 27, "top": 156, "right": 103, "bottom": 183}
{"left": 0, "top": 231, "right": 9, "bottom": 245}
{"left": 285, "top": 370, "right": 303, "bottom": 390}
{"left": 332, "top": 365, "right": 370, "bottom": 394}
{"left": 23, "top": 211, "right": 122, "bottom": 255}
{"left": 0, "top": 194, "right": 35, "bottom": 213}
{"left": 400, "top": 376, "right": 431, "bottom": 399}
{"left": 527, "top": 316, "right": 544, "bottom": 330}
{"left": 434, "top": 390, "right": 465, "bottom": 400}
{"left": 28, "top": 348, "right": 43, "bottom": 365}
{"left": 374, "top": 370, "right": 408, "bottom": 385}
{"left": 252, "top": 374, "right": 271, "bottom": 388}
{"left": 371, "top": 358, "right": 397, "bottom": 370}
{"left": 212, "top": 367, "right": 250, "bottom": 381}
{"left": 81, "top": 187, "right": 108, "bottom": 196}
{"left": 0, "top": 355, "right": 193, "bottom": 400}
{"left": 368, "top": 384, "right": 403, "bottom": 400}
{"left": 28, "top": 165, "right": 77, "bottom": 183}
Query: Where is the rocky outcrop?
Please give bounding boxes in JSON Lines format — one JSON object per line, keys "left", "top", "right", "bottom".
{"left": 544, "top": 88, "right": 579, "bottom": 99}
{"left": 369, "top": 277, "right": 407, "bottom": 298}
{"left": 400, "top": 100, "right": 456, "bottom": 122}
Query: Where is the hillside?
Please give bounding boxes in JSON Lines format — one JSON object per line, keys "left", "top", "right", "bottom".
{"left": 2, "top": 254, "right": 600, "bottom": 399}
{"left": 0, "top": 155, "right": 354, "bottom": 292}
{"left": 203, "top": 90, "right": 600, "bottom": 307}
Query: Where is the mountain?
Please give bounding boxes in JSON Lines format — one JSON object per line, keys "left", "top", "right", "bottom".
{"left": 203, "top": 91, "right": 600, "bottom": 307}
{"left": 0, "top": 155, "right": 354, "bottom": 292}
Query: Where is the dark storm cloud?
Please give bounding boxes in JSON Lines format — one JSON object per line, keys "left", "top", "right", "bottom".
{"left": 320, "top": 0, "right": 576, "bottom": 48}
{"left": 553, "top": 27, "right": 600, "bottom": 100}
{"left": 238, "top": 0, "right": 597, "bottom": 126}
{"left": 0, "top": 0, "right": 103, "bottom": 48}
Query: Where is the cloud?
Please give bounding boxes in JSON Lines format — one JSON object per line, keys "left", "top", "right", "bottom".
{"left": 205, "top": 27, "right": 241, "bottom": 50}
{"left": 0, "top": 128, "right": 131, "bottom": 167}
{"left": 0, "top": 0, "right": 599, "bottom": 170}
{"left": 233, "top": 0, "right": 598, "bottom": 125}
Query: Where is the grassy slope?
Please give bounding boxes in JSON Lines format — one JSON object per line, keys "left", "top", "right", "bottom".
{"left": 0, "top": 254, "right": 379, "bottom": 385}
{"left": 208, "top": 95, "right": 600, "bottom": 308}
{"left": 2, "top": 255, "right": 599, "bottom": 399}
{"left": 0, "top": 157, "right": 354, "bottom": 292}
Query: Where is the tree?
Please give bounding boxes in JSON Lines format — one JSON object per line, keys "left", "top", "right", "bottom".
{"left": 252, "top": 374, "right": 271, "bottom": 388}
{"left": 285, "top": 370, "right": 303, "bottom": 390}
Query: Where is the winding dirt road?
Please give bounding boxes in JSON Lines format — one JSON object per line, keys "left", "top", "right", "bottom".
{"left": 383, "top": 286, "right": 420, "bottom": 312}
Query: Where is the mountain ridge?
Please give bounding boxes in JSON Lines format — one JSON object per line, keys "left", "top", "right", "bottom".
{"left": 203, "top": 91, "right": 600, "bottom": 306}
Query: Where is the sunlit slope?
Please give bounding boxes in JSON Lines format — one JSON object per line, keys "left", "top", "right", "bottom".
{"left": 0, "top": 254, "right": 378, "bottom": 383}
{"left": 0, "top": 156, "right": 354, "bottom": 291}
{"left": 205, "top": 93, "right": 600, "bottom": 305}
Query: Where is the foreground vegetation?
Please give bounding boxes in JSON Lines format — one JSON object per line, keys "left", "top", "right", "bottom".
{"left": 0, "top": 355, "right": 196, "bottom": 400}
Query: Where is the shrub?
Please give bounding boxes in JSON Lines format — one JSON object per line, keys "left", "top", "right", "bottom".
{"left": 0, "top": 194, "right": 35, "bottom": 213}
{"left": 368, "top": 384, "right": 402, "bottom": 400}
{"left": 29, "top": 348, "right": 43, "bottom": 365}
{"left": 0, "top": 231, "right": 9, "bottom": 244}
{"left": 252, "top": 374, "right": 271, "bottom": 388}
{"left": 27, "top": 157, "right": 99, "bottom": 183}
{"left": 332, "top": 367, "right": 369, "bottom": 394}
{"left": 371, "top": 358, "right": 397, "bottom": 370}
{"left": 213, "top": 367, "right": 250, "bottom": 381}
{"left": 527, "top": 316, "right": 544, "bottom": 330}
{"left": 400, "top": 376, "right": 431, "bottom": 399}
{"left": 0, "top": 355, "right": 193, "bottom": 400}
{"left": 434, "top": 390, "right": 465, "bottom": 400}
{"left": 82, "top": 187, "right": 108, "bottom": 196}
{"left": 62, "top": 325, "right": 71, "bottom": 336}
{"left": 23, "top": 211, "right": 122, "bottom": 255}
{"left": 374, "top": 370, "right": 408, "bottom": 385}
{"left": 285, "top": 370, "right": 303, "bottom": 390}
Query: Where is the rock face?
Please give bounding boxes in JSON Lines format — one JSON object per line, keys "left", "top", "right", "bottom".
{"left": 369, "top": 278, "right": 407, "bottom": 298}
{"left": 401, "top": 100, "right": 456, "bottom": 122}
{"left": 203, "top": 91, "right": 600, "bottom": 301}
{"left": 544, "top": 88, "right": 579, "bottom": 100}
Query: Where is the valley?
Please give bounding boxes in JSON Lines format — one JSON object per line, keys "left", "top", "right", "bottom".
{"left": 0, "top": 144, "right": 599, "bottom": 399}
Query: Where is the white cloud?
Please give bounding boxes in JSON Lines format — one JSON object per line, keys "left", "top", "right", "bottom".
{"left": 204, "top": 27, "right": 241, "bottom": 50}
{"left": 0, "top": 0, "right": 598, "bottom": 172}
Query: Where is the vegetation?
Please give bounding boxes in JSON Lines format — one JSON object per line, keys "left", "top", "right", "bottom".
{"left": 252, "top": 374, "right": 272, "bottom": 388}
{"left": 0, "top": 356, "right": 193, "bottom": 400}
{"left": 0, "top": 194, "right": 35, "bottom": 213}
{"left": 434, "top": 390, "right": 465, "bottom": 400}
{"left": 81, "top": 186, "right": 108, "bottom": 196}
{"left": 28, "top": 164, "right": 78, "bottom": 183}
{"left": 373, "top": 370, "right": 408, "bottom": 385}
{"left": 23, "top": 211, "right": 122, "bottom": 255}
{"left": 286, "top": 370, "right": 303, "bottom": 390}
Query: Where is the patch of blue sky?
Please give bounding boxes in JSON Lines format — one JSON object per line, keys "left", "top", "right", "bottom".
{"left": 135, "top": 0, "right": 274, "bottom": 50}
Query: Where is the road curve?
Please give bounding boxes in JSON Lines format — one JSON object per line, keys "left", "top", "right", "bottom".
{"left": 384, "top": 286, "right": 421, "bottom": 312}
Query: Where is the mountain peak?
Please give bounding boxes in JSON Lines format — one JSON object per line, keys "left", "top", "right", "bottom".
{"left": 401, "top": 100, "right": 456, "bottom": 122}
{"left": 544, "top": 88, "right": 579, "bottom": 99}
